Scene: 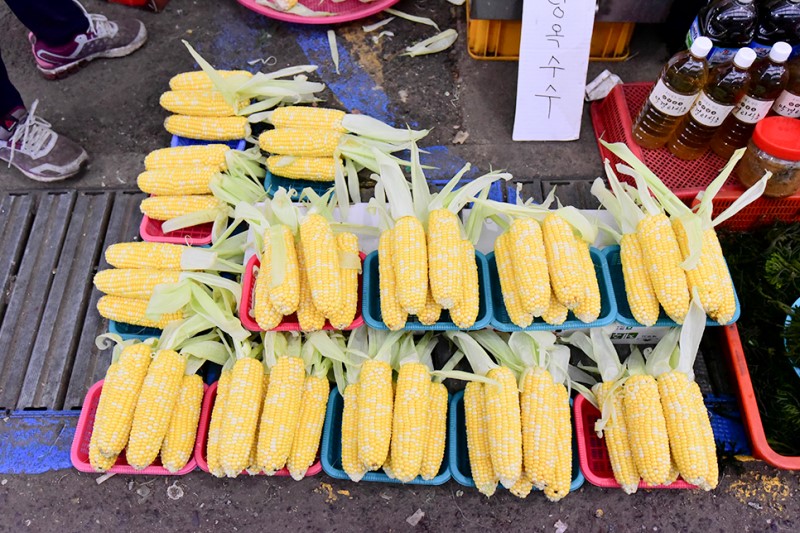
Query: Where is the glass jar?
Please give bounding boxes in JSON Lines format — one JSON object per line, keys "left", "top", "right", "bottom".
{"left": 737, "top": 116, "right": 800, "bottom": 197}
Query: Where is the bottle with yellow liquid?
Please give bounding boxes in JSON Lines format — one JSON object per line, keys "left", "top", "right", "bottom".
{"left": 668, "top": 47, "right": 757, "bottom": 160}
{"left": 632, "top": 37, "right": 713, "bottom": 149}
{"left": 710, "top": 41, "right": 792, "bottom": 159}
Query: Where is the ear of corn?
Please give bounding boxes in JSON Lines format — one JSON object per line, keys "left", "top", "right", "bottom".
{"left": 637, "top": 213, "right": 690, "bottom": 324}
{"left": 296, "top": 244, "right": 326, "bottom": 332}
{"left": 392, "top": 217, "right": 428, "bottom": 315}
{"left": 419, "top": 382, "right": 448, "bottom": 481}
{"left": 287, "top": 375, "right": 330, "bottom": 480}
{"left": 417, "top": 288, "right": 442, "bottom": 326}
{"left": 144, "top": 144, "right": 230, "bottom": 171}
{"left": 97, "top": 295, "right": 183, "bottom": 329}
{"left": 357, "top": 360, "right": 394, "bottom": 471}
{"left": 341, "top": 385, "right": 366, "bottom": 482}
{"left": 105, "top": 242, "right": 185, "bottom": 270}
{"left": 623, "top": 374, "right": 671, "bottom": 486}
{"left": 268, "top": 106, "right": 347, "bottom": 132}
{"left": 206, "top": 369, "right": 232, "bottom": 477}
{"left": 427, "top": 209, "right": 463, "bottom": 309}
{"left": 521, "top": 368, "right": 556, "bottom": 489}
{"left": 220, "top": 358, "right": 266, "bottom": 477}
{"left": 595, "top": 381, "right": 639, "bottom": 494}
{"left": 93, "top": 269, "right": 181, "bottom": 300}
{"left": 161, "top": 374, "right": 205, "bottom": 473}
{"left": 495, "top": 232, "right": 533, "bottom": 328}
{"left": 267, "top": 227, "right": 301, "bottom": 316}
{"left": 542, "top": 213, "right": 586, "bottom": 310}
{"left": 327, "top": 232, "right": 360, "bottom": 329}
{"left": 703, "top": 230, "right": 736, "bottom": 324}
{"left": 140, "top": 195, "right": 222, "bottom": 221}
{"left": 267, "top": 156, "right": 336, "bottom": 182}
{"left": 509, "top": 218, "right": 550, "bottom": 317}
{"left": 259, "top": 129, "right": 342, "bottom": 157}
{"left": 300, "top": 214, "right": 342, "bottom": 318}
{"left": 509, "top": 475, "right": 534, "bottom": 499}
{"left": 89, "top": 362, "right": 120, "bottom": 471}
{"left": 137, "top": 167, "right": 219, "bottom": 196}
{"left": 464, "top": 382, "right": 497, "bottom": 497}
{"left": 543, "top": 382, "right": 572, "bottom": 502}
{"left": 89, "top": 432, "right": 118, "bottom": 472}
{"left": 449, "top": 240, "right": 480, "bottom": 329}
{"left": 620, "top": 233, "right": 660, "bottom": 327}
{"left": 246, "top": 372, "right": 270, "bottom": 475}
{"left": 169, "top": 70, "right": 253, "bottom": 91}
{"left": 484, "top": 366, "right": 523, "bottom": 488}
{"left": 165, "top": 115, "right": 250, "bottom": 141}
{"left": 378, "top": 230, "right": 407, "bottom": 331}
{"left": 254, "top": 249, "right": 285, "bottom": 331}
{"left": 541, "top": 289, "right": 569, "bottom": 326}
{"left": 160, "top": 90, "right": 244, "bottom": 117}
{"left": 572, "top": 242, "right": 602, "bottom": 323}
{"left": 389, "top": 363, "right": 431, "bottom": 482}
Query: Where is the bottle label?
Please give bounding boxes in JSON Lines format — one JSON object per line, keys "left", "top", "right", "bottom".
{"left": 648, "top": 79, "right": 698, "bottom": 117}
{"left": 772, "top": 91, "right": 800, "bottom": 118}
{"left": 733, "top": 95, "right": 775, "bottom": 124}
{"left": 690, "top": 92, "right": 735, "bottom": 127}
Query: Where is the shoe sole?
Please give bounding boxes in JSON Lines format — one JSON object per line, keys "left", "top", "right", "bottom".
{"left": 36, "top": 23, "right": 147, "bottom": 80}
{"left": 10, "top": 149, "right": 89, "bottom": 182}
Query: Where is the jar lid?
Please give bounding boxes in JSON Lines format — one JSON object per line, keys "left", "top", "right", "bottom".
{"left": 752, "top": 117, "right": 800, "bottom": 161}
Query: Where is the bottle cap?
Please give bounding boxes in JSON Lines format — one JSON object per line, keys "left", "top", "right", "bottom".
{"left": 690, "top": 37, "right": 713, "bottom": 59}
{"left": 770, "top": 42, "right": 792, "bottom": 63}
{"left": 753, "top": 117, "right": 800, "bottom": 161}
{"left": 733, "top": 47, "right": 757, "bottom": 69}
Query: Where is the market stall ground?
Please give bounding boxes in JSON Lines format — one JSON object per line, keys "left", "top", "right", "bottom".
{"left": 0, "top": 0, "right": 798, "bottom": 530}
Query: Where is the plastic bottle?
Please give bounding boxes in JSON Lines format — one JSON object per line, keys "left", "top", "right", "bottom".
{"left": 668, "top": 48, "right": 757, "bottom": 159}
{"left": 632, "top": 37, "right": 713, "bottom": 150}
{"left": 699, "top": 0, "right": 758, "bottom": 47}
{"left": 771, "top": 57, "right": 800, "bottom": 118}
{"left": 710, "top": 42, "right": 792, "bottom": 159}
{"left": 754, "top": 0, "right": 800, "bottom": 46}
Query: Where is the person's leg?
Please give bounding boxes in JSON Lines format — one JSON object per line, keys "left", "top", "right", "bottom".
{"left": 4, "top": 0, "right": 89, "bottom": 47}
{"left": 0, "top": 50, "right": 24, "bottom": 120}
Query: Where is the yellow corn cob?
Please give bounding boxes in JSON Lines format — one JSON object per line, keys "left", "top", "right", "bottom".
{"left": 543, "top": 213, "right": 586, "bottom": 310}
{"left": 145, "top": 144, "right": 230, "bottom": 172}
{"left": 389, "top": 363, "right": 431, "bottom": 482}
{"left": 89, "top": 432, "right": 118, "bottom": 472}
{"left": 484, "top": 366, "right": 523, "bottom": 488}
{"left": 495, "top": 232, "right": 533, "bottom": 328}
{"left": 126, "top": 350, "right": 186, "bottom": 469}
{"left": 220, "top": 358, "right": 265, "bottom": 477}
{"left": 378, "top": 229, "right": 407, "bottom": 330}
{"left": 296, "top": 244, "right": 326, "bottom": 332}
{"left": 94, "top": 343, "right": 152, "bottom": 457}
{"left": 269, "top": 106, "right": 346, "bottom": 132}
{"left": 265, "top": 227, "right": 301, "bottom": 316}
{"left": 140, "top": 195, "right": 222, "bottom": 221}
{"left": 357, "top": 360, "right": 394, "bottom": 471}
{"left": 520, "top": 368, "right": 556, "bottom": 489}
{"left": 623, "top": 375, "right": 671, "bottom": 485}
{"left": 207, "top": 369, "right": 232, "bottom": 477}
{"left": 137, "top": 167, "right": 219, "bottom": 196}
{"left": 93, "top": 269, "right": 181, "bottom": 300}
{"left": 637, "top": 214, "right": 690, "bottom": 323}
{"left": 427, "top": 209, "right": 463, "bottom": 309}
{"left": 164, "top": 115, "right": 249, "bottom": 141}
{"left": 704, "top": 230, "right": 736, "bottom": 324}
{"left": 673, "top": 220, "right": 722, "bottom": 318}
{"left": 97, "top": 295, "right": 183, "bottom": 329}
{"left": 392, "top": 217, "right": 428, "bottom": 315}
{"left": 696, "top": 380, "right": 719, "bottom": 490}
{"left": 544, "top": 382, "right": 572, "bottom": 502}
{"left": 246, "top": 372, "right": 270, "bottom": 475}
{"left": 300, "top": 214, "right": 342, "bottom": 318}
{"left": 620, "top": 233, "right": 660, "bottom": 327}
{"left": 417, "top": 288, "right": 442, "bottom": 326}
{"left": 510, "top": 475, "right": 534, "bottom": 499}
{"left": 510, "top": 218, "right": 550, "bottom": 317}
{"left": 464, "top": 382, "right": 497, "bottom": 497}
{"left": 257, "top": 356, "right": 305, "bottom": 474}
{"left": 328, "top": 232, "right": 360, "bottom": 329}
{"left": 266, "top": 156, "right": 336, "bottom": 181}
{"left": 572, "top": 241, "right": 602, "bottom": 323}
{"left": 254, "top": 246, "right": 285, "bottom": 331}
{"left": 383, "top": 450, "right": 396, "bottom": 479}
{"left": 595, "top": 381, "right": 639, "bottom": 494}
{"left": 341, "top": 385, "right": 366, "bottom": 482}
{"left": 169, "top": 70, "right": 252, "bottom": 91}
{"left": 259, "top": 128, "right": 342, "bottom": 157}
{"left": 541, "top": 289, "right": 569, "bottom": 325}
{"left": 449, "top": 240, "right": 480, "bottom": 329}
{"left": 161, "top": 374, "right": 204, "bottom": 473}
{"left": 89, "top": 361, "right": 120, "bottom": 469}
{"left": 105, "top": 242, "right": 186, "bottom": 270}
{"left": 160, "top": 90, "right": 242, "bottom": 117}
{"left": 287, "top": 375, "right": 330, "bottom": 480}
{"left": 420, "top": 381, "right": 448, "bottom": 480}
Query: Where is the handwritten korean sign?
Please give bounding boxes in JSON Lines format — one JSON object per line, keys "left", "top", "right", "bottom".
{"left": 513, "top": 0, "right": 595, "bottom": 141}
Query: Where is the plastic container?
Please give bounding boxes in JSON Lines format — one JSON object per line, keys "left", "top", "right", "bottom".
{"left": 681, "top": 184, "right": 800, "bottom": 230}
{"left": 698, "top": 0, "right": 758, "bottom": 47}
{"left": 320, "top": 387, "right": 451, "bottom": 485}
{"left": 361, "top": 251, "right": 493, "bottom": 331}
{"left": 194, "top": 381, "right": 322, "bottom": 477}
{"left": 170, "top": 135, "right": 246, "bottom": 151}
{"left": 139, "top": 215, "right": 214, "bottom": 245}
{"left": 107, "top": 320, "right": 161, "bottom": 341}
{"left": 71, "top": 380, "right": 199, "bottom": 475}
{"left": 235, "top": 0, "right": 400, "bottom": 24}
{"left": 771, "top": 57, "right": 800, "bottom": 118}
{"left": 448, "top": 390, "right": 584, "bottom": 492}
{"left": 264, "top": 171, "right": 334, "bottom": 200}
{"left": 239, "top": 254, "right": 365, "bottom": 332}
{"left": 603, "top": 245, "right": 741, "bottom": 327}
{"left": 782, "top": 296, "right": 800, "bottom": 379}
{"left": 737, "top": 116, "right": 800, "bottom": 197}
{"left": 755, "top": 0, "right": 800, "bottom": 46}
{"left": 488, "top": 248, "right": 617, "bottom": 332}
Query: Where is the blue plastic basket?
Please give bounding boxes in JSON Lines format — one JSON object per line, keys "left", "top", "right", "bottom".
{"left": 107, "top": 320, "right": 161, "bottom": 341}
{"left": 448, "top": 389, "right": 585, "bottom": 492}
{"left": 361, "top": 251, "right": 493, "bottom": 331}
{"left": 705, "top": 394, "right": 751, "bottom": 455}
{"left": 488, "top": 248, "right": 617, "bottom": 332}
{"left": 264, "top": 171, "right": 335, "bottom": 199}
{"left": 602, "top": 245, "right": 741, "bottom": 327}
{"left": 170, "top": 135, "right": 246, "bottom": 151}
{"left": 321, "top": 387, "right": 451, "bottom": 485}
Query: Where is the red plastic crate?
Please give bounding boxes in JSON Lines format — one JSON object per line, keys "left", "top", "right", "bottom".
{"left": 239, "top": 254, "right": 366, "bottom": 332}
{"left": 194, "top": 381, "right": 323, "bottom": 477}
{"left": 139, "top": 215, "right": 213, "bottom": 245}
{"left": 71, "top": 380, "right": 200, "bottom": 475}
{"left": 574, "top": 394, "right": 696, "bottom": 490}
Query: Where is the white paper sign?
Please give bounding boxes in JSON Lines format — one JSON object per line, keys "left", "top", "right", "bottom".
{"left": 512, "top": 0, "right": 595, "bottom": 141}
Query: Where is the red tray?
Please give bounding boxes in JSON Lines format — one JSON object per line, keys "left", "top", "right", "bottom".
{"left": 71, "top": 380, "right": 201, "bottom": 475}
{"left": 236, "top": 0, "right": 400, "bottom": 25}
{"left": 240, "top": 253, "right": 366, "bottom": 332}
{"left": 139, "top": 215, "right": 213, "bottom": 245}
{"left": 574, "top": 393, "right": 696, "bottom": 490}
{"left": 194, "top": 381, "right": 323, "bottom": 477}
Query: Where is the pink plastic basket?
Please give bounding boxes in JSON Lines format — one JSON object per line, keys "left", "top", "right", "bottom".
{"left": 236, "top": 0, "right": 400, "bottom": 24}
{"left": 573, "top": 394, "right": 696, "bottom": 490}
{"left": 194, "top": 381, "right": 323, "bottom": 477}
{"left": 71, "top": 380, "right": 201, "bottom": 475}
{"left": 239, "top": 253, "right": 366, "bottom": 332}
{"left": 139, "top": 215, "right": 213, "bottom": 245}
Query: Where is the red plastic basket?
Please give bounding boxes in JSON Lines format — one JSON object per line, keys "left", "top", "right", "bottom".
{"left": 239, "top": 254, "right": 366, "bottom": 332}
{"left": 71, "top": 380, "right": 200, "bottom": 475}
{"left": 722, "top": 324, "right": 800, "bottom": 470}
{"left": 573, "top": 394, "right": 696, "bottom": 490}
{"left": 236, "top": 0, "right": 400, "bottom": 24}
{"left": 139, "top": 215, "right": 213, "bottom": 245}
{"left": 194, "top": 381, "right": 323, "bottom": 477}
